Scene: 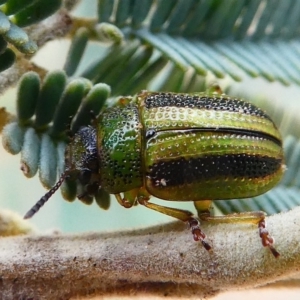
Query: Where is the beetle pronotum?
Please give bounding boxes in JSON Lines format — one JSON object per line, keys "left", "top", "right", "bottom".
{"left": 24, "top": 91, "right": 284, "bottom": 257}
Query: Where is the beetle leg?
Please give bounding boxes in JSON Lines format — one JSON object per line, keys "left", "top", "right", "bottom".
{"left": 258, "top": 219, "right": 280, "bottom": 258}
{"left": 115, "top": 188, "right": 140, "bottom": 208}
{"left": 194, "top": 201, "right": 279, "bottom": 258}
{"left": 138, "top": 197, "right": 211, "bottom": 251}
{"left": 194, "top": 200, "right": 213, "bottom": 216}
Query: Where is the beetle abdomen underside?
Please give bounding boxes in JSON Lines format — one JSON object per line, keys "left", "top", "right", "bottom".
{"left": 139, "top": 92, "right": 284, "bottom": 201}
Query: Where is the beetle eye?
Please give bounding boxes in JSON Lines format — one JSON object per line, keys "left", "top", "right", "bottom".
{"left": 79, "top": 170, "right": 92, "bottom": 185}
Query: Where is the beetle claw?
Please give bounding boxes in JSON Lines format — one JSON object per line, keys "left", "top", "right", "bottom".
{"left": 201, "top": 240, "right": 212, "bottom": 251}
{"left": 269, "top": 246, "right": 280, "bottom": 258}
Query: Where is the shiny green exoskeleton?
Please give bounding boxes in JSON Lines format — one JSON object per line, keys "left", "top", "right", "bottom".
{"left": 24, "top": 91, "right": 284, "bottom": 257}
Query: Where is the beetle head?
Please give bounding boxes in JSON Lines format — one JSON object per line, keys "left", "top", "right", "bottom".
{"left": 24, "top": 126, "right": 100, "bottom": 219}
{"left": 65, "top": 126, "right": 99, "bottom": 182}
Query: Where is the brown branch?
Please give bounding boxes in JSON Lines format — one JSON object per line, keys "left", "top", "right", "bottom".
{"left": 0, "top": 206, "right": 299, "bottom": 299}
{"left": 26, "top": 9, "right": 72, "bottom": 48}
{"left": 0, "top": 57, "right": 47, "bottom": 94}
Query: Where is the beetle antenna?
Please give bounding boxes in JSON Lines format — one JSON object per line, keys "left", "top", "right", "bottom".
{"left": 24, "top": 171, "right": 68, "bottom": 219}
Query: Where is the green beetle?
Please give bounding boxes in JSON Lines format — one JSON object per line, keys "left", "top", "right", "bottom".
{"left": 24, "top": 91, "right": 284, "bottom": 257}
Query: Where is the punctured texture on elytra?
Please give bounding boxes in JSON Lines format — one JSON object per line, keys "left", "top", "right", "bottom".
{"left": 140, "top": 92, "right": 283, "bottom": 201}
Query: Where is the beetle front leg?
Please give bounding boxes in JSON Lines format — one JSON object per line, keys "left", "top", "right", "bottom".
{"left": 115, "top": 189, "right": 140, "bottom": 208}
{"left": 138, "top": 197, "right": 211, "bottom": 251}
{"left": 194, "top": 201, "right": 280, "bottom": 258}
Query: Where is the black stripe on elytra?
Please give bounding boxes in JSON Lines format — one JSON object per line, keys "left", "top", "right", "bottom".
{"left": 147, "top": 154, "right": 282, "bottom": 187}
{"left": 146, "top": 128, "right": 282, "bottom": 147}
{"left": 144, "top": 93, "right": 272, "bottom": 121}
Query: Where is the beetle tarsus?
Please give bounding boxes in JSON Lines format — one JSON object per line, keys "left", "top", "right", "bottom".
{"left": 259, "top": 220, "right": 280, "bottom": 258}
{"left": 188, "top": 218, "right": 211, "bottom": 251}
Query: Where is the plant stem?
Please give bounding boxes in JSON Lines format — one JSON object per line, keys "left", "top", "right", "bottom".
{"left": 0, "top": 206, "right": 300, "bottom": 299}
